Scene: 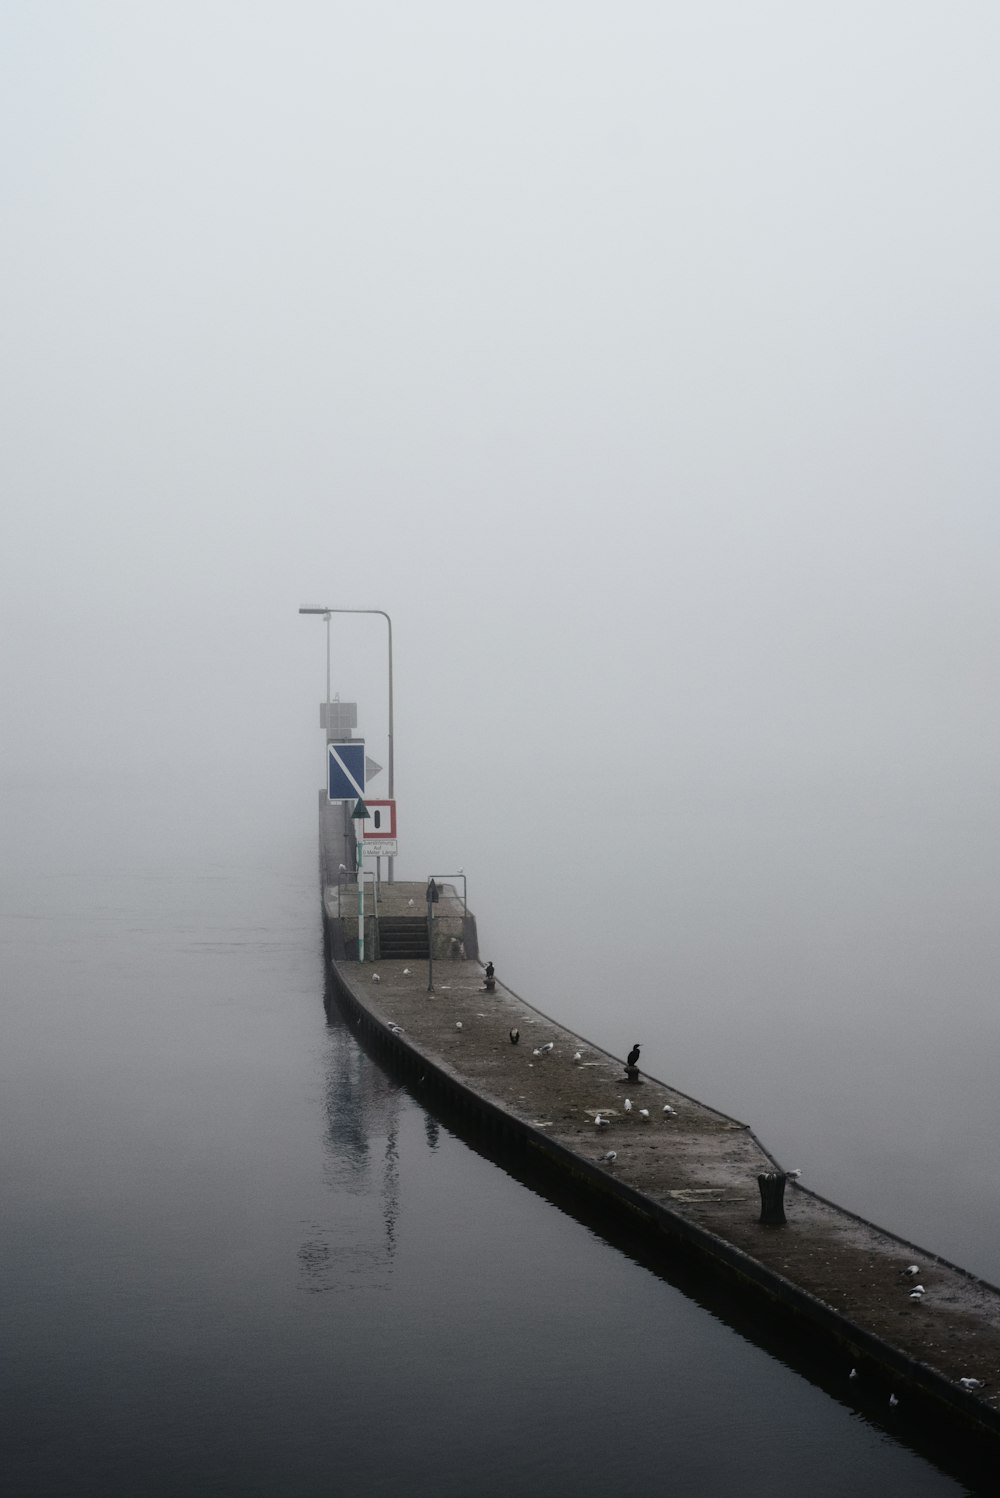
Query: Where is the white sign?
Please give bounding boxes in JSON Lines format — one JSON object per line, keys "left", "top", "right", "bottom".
{"left": 360, "top": 839, "right": 398, "bottom": 858}
{"left": 362, "top": 800, "right": 396, "bottom": 839}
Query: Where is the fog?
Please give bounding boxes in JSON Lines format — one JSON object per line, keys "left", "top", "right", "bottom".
{"left": 3, "top": 5, "right": 1000, "bottom": 1273}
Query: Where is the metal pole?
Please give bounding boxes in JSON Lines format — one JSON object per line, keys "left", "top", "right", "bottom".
{"left": 324, "top": 611, "right": 331, "bottom": 743}
{"left": 385, "top": 612, "right": 394, "bottom": 884}
{"left": 358, "top": 851, "right": 365, "bottom": 963}
{"left": 426, "top": 882, "right": 434, "bottom": 992}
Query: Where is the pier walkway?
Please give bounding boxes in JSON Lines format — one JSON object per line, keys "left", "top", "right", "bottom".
{"left": 323, "top": 879, "right": 1000, "bottom": 1450}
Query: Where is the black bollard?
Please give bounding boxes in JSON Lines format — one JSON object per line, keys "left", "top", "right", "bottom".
{"left": 757, "top": 1171, "right": 787, "bottom": 1226}
{"left": 624, "top": 1065, "right": 640, "bottom": 1082}
{"left": 484, "top": 976, "right": 496, "bottom": 993}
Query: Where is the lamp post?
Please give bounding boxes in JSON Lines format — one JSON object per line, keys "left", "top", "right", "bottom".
{"left": 298, "top": 606, "right": 394, "bottom": 882}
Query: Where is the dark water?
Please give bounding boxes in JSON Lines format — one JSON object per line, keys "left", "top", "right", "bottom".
{"left": 0, "top": 778, "right": 982, "bottom": 1495}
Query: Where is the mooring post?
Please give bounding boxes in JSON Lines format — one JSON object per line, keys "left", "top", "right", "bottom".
{"left": 757, "top": 1171, "right": 787, "bottom": 1226}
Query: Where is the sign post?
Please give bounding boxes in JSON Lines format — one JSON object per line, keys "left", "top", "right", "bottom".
{"left": 426, "top": 878, "right": 439, "bottom": 992}
{"left": 351, "top": 799, "right": 370, "bottom": 959}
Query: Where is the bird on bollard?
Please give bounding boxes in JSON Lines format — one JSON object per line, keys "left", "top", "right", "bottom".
{"left": 627, "top": 1043, "right": 641, "bottom": 1069}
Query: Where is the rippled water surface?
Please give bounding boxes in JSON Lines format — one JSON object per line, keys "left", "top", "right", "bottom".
{"left": 0, "top": 780, "right": 984, "bottom": 1495}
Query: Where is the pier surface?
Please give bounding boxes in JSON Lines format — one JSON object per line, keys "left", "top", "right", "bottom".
{"left": 324, "top": 879, "right": 1000, "bottom": 1445}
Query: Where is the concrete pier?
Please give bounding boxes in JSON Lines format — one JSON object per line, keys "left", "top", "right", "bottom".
{"left": 321, "top": 874, "right": 1000, "bottom": 1457}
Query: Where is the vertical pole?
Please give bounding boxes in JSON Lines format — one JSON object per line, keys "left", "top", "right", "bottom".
{"left": 385, "top": 613, "right": 394, "bottom": 884}
{"left": 324, "top": 611, "right": 331, "bottom": 745}
{"left": 426, "top": 883, "right": 434, "bottom": 992}
{"left": 358, "top": 841, "right": 365, "bottom": 962}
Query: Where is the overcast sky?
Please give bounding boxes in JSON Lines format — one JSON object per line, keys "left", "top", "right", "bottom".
{"left": 2, "top": 3, "right": 998, "bottom": 940}
{"left": 4, "top": 1, "right": 997, "bottom": 779}
{"left": 4, "top": 1, "right": 1000, "bottom": 1256}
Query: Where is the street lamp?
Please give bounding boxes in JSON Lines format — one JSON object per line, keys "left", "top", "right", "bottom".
{"left": 299, "top": 605, "right": 395, "bottom": 882}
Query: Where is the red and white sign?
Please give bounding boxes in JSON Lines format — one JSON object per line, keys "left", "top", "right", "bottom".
{"left": 362, "top": 800, "right": 397, "bottom": 839}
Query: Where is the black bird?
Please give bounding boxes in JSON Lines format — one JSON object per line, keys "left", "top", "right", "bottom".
{"left": 627, "top": 1043, "right": 641, "bottom": 1069}
{"left": 485, "top": 961, "right": 495, "bottom": 979}
{"left": 509, "top": 1027, "right": 520, "bottom": 1045}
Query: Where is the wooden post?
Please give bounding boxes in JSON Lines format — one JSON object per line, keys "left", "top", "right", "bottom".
{"left": 757, "top": 1172, "right": 787, "bottom": 1226}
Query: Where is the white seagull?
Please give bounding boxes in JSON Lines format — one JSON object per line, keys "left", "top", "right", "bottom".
{"left": 603, "top": 1150, "right": 617, "bottom": 1165}
{"left": 623, "top": 1098, "right": 632, "bottom": 1114}
{"left": 371, "top": 974, "right": 380, "bottom": 984}
{"left": 849, "top": 1368, "right": 858, "bottom": 1380}
{"left": 889, "top": 1394, "right": 899, "bottom": 1408}
{"left": 960, "top": 1378, "right": 986, "bottom": 1392}
{"left": 638, "top": 1108, "right": 650, "bottom": 1121}
{"left": 595, "top": 1114, "right": 610, "bottom": 1129}
{"left": 402, "top": 967, "right": 411, "bottom": 975}
{"left": 902, "top": 1265, "right": 921, "bottom": 1279}
{"left": 455, "top": 1021, "right": 463, "bottom": 1030}
{"left": 663, "top": 1104, "right": 677, "bottom": 1117}
{"left": 538, "top": 1042, "right": 554, "bottom": 1055}
{"left": 573, "top": 1050, "right": 583, "bottom": 1063}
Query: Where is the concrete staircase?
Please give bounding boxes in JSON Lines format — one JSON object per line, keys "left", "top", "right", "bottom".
{"left": 377, "top": 916, "right": 429, "bottom": 960}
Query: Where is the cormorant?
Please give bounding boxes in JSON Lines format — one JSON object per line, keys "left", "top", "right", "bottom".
{"left": 509, "top": 1027, "right": 520, "bottom": 1045}
{"left": 627, "top": 1043, "right": 641, "bottom": 1068}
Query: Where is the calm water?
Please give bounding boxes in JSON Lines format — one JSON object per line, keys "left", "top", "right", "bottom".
{"left": 0, "top": 777, "right": 984, "bottom": 1495}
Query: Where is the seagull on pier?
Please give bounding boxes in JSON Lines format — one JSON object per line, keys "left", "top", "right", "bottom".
{"left": 785, "top": 1168, "right": 802, "bottom": 1180}
{"left": 455, "top": 1021, "right": 463, "bottom": 1030}
{"left": 595, "top": 1114, "right": 609, "bottom": 1129}
{"left": 960, "top": 1378, "right": 986, "bottom": 1392}
{"left": 603, "top": 1151, "right": 617, "bottom": 1165}
{"left": 510, "top": 1027, "right": 520, "bottom": 1045}
{"left": 849, "top": 1368, "right": 858, "bottom": 1380}
{"left": 573, "top": 1050, "right": 583, "bottom": 1062}
{"left": 627, "top": 1043, "right": 641, "bottom": 1069}
{"left": 901, "top": 1265, "right": 921, "bottom": 1279}
{"left": 909, "top": 1288, "right": 925, "bottom": 1300}
{"left": 639, "top": 1108, "right": 650, "bottom": 1121}
{"left": 371, "top": 974, "right": 381, "bottom": 984}
{"left": 889, "top": 1394, "right": 899, "bottom": 1408}
{"left": 623, "top": 1098, "right": 633, "bottom": 1115}
{"left": 402, "top": 968, "right": 411, "bottom": 975}
{"left": 538, "top": 1041, "right": 554, "bottom": 1055}
{"left": 663, "top": 1104, "right": 677, "bottom": 1117}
